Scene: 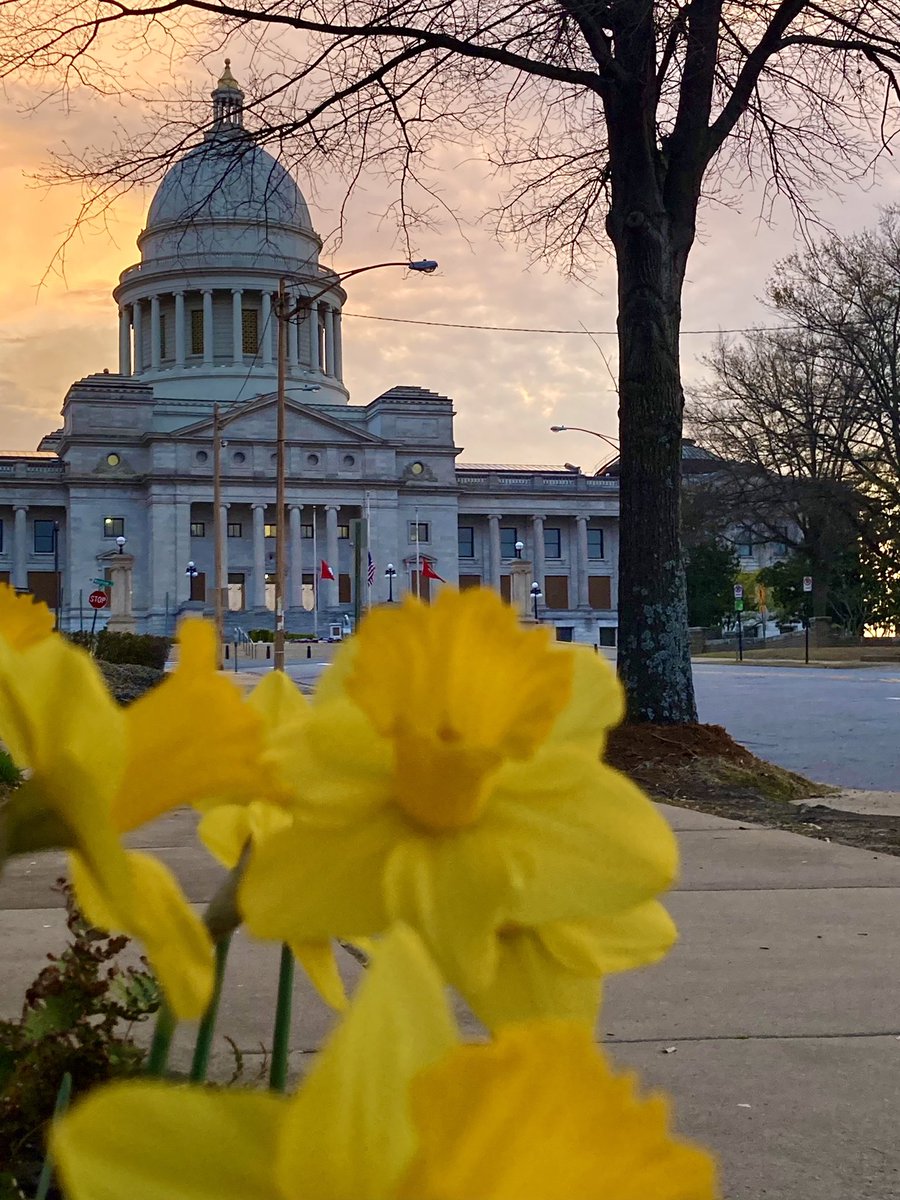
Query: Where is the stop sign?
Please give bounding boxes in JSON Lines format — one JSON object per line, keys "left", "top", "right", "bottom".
{"left": 88, "top": 590, "right": 110, "bottom": 610}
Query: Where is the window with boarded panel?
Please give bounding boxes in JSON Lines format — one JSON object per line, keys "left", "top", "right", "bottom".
{"left": 588, "top": 575, "right": 612, "bottom": 609}
{"left": 458, "top": 574, "right": 482, "bottom": 590}
{"left": 28, "top": 572, "right": 59, "bottom": 607}
{"left": 544, "top": 575, "right": 569, "bottom": 609}
{"left": 338, "top": 573, "right": 352, "bottom": 604}
{"left": 499, "top": 574, "right": 511, "bottom": 603}
{"left": 190, "top": 571, "right": 207, "bottom": 602}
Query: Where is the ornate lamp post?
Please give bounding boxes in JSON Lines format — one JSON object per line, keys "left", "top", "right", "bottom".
{"left": 384, "top": 563, "right": 397, "bottom": 602}
{"left": 530, "top": 581, "right": 542, "bottom": 622}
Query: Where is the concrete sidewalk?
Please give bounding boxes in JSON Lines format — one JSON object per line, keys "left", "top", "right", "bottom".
{"left": 1, "top": 804, "right": 899, "bottom": 1198}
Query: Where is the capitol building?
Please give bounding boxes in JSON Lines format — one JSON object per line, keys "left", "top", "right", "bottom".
{"left": 0, "top": 63, "right": 620, "bottom": 644}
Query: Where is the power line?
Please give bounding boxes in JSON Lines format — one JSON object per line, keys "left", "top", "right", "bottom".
{"left": 342, "top": 311, "right": 801, "bottom": 336}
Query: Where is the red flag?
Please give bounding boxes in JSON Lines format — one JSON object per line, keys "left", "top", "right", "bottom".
{"left": 421, "top": 559, "right": 444, "bottom": 582}
{"left": 320, "top": 559, "right": 335, "bottom": 581}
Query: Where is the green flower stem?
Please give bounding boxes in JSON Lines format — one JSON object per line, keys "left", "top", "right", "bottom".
{"left": 269, "top": 943, "right": 295, "bottom": 1093}
{"left": 35, "top": 1071, "right": 72, "bottom": 1200}
{"left": 189, "top": 932, "right": 233, "bottom": 1084}
{"left": 145, "top": 1003, "right": 177, "bottom": 1078}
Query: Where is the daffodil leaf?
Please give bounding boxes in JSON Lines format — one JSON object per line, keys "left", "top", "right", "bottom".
{"left": 0, "top": 783, "right": 75, "bottom": 860}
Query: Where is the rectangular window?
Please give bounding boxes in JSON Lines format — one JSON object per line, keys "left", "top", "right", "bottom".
{"left": 264, "top": 524, "right": 278, "bottom": 539}
{"left": 28, "top": 571, "right": 59, "bottom": 607}
{"left": 242, "top": 309, "right": 258, "bottom": 355}
{"left": 189, "top": 571, "right": 207, "bottom": 602}
{"left": 338, "top": 573, "right": 352, "bottom": 604}
{"left": 597, "top": 626, "right": 617, "bottom": 647}
{"left": 544, "top": 575, "right": 570, "bottom": 609}
{"left": 190, "top": 310, "right": 204, "bottom": 355}
{"left": 301, "top": 524, "right": 314, "bottom": 539}
{"left": 587, "top": 527, "right": 605, "bottom": 560}
{"left": 543, "top": 528, "right": 562, "bottom": 560}
{"left": 500, "top": 574, "right": 511, "bottom": 603}
{"left": 227, "top": 572, "right": 245, "bottom": 612}
{"left": 227, "top": 523, "right": 243, "bottom": 538}
{"left": 190, "top": 522, "right": 206, "bottom": 538}
{"left": 103, "top": 517, "right": 125, "bottom": 539}
{"left": 0, "top": 519, "right": 4, "bottom": 553}
{"left": 458, "top": 526, "right": 475, "bottom": 558}
{"left": 338, "top": 524, "right": 350, "bottom": 540}
{"left": 736, "top": 530, "right": 753, "bottom": 558}
{"left": 409, "top": 522, "right": 430, "bottom": 544}
{"left": 588, "top": 575, "right": 612, "bottom": 609}
{"left": 159, "top": 313, "right": 168, "bottom": 360}
{"left": 33, "top": 520, "right": 56, "bottom": 554}
{"left": 500, "top": 527, "right": 519, "bottom": 559}
{"left": 555, "top": 626, "right": 574, "bottom": 643}
{"left": 458, "top": 574, "right": 482, "bottom": 590}
{"left": 410, "top": 571, "right": 432, "bottom": 602}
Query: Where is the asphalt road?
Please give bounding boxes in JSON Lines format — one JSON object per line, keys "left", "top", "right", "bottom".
{"left": 693, "top": 663, "right": 900, "bottom": 792}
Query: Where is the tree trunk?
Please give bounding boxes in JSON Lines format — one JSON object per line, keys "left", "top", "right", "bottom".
{"left": 613, "top": 211, "right": 698, "bottom": 723}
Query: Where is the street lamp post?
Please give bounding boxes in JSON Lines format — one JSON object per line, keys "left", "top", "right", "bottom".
{"left": 514, "top": 540, "right": 524, "bottom": 560}
{"left": 273, "top": 259, "right": 438, "bottom": 672}
{"left": 531, "top": 581, "right": 542, "bottom": 622}
{"left": 550, "top": 425, "right": 620, "bottom": 453}
{"left": 385, "top": 563, "right": 397, "bottom": 602}
{"left": 115, "top": 535, "right": 127, "bottom": 554}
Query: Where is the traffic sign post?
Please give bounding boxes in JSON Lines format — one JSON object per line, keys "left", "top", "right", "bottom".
{"left": 802, "top": 577, "right": 813, "bottom": 663}
{"left": 733, "top": 584, "right": 744, "bottom": 662}
{"left": 88, "top": 588, "right": 109, "bottom": 645}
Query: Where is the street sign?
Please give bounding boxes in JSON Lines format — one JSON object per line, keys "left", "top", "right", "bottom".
{"left": 733, "top": 584, "right": 744, "bottom": 599}
{"left": 91, "top": 578, "right": 112, "bottom": 588}
{"left": 88, "top": 590, "right": 109, "bottom": 610}
{"left": 734, "top": 599, "right": 744, "bottom": 612}
{"left": 802, "top": 576, "right": 813, "bottom": 593}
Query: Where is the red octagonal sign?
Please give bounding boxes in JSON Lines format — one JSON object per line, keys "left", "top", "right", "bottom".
{"left": 88, "top": 590, "right": 110, "bottom": 610}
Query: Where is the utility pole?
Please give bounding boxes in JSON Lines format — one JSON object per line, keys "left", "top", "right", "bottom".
{"left": 274, "top": 279, "right": 288, "bottom": 672}
{"left": 213, "top": 402, "right": 225, "bottom": 669}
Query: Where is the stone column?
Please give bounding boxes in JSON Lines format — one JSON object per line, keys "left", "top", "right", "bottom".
{"left": 324, "top": 306, "right": 335, "bottom": 376}
{"left": 261, "top": 291, "right": 273, "bottom": 366}
{"left": 12, "top": 506, "right": 28, "bottom": 590}
{"left": 325, "top": 505, "right": 339, "bottom": 608}
{"left": 576, "top": 515, "right": 590, "bottom": 606}
{"left": 309, "top": 302, "right": 320, "bottom": 372}
{"left": 202, "top": 289, "right": 214, "bottom": 365}
{"left": 252, "top": 503, "right": 267, "bottom": 608}
{"left": 132, "top": 300, "right": 143, "bottom": 373}
{"left": 232, "top": 289, "right": 244, "bottom": 364}
{"left": 488, "top": 514, "right": 501, "bottom": 591}
{"left": 333, "top": 310, "right": 343, "bottom": 380}
{"left": 531, "top": 515, "right": 545, "bottom": 592}
{"left": 285, "top": 293, "right": 297, "bottom": 367}
{"left": 118, "top": 307, "right": 131, "bottom": 375}
{"left": 293, "top": 310, "right": 302, "bottom": 366}
{"left": 106, "top": 553, "right": 136, "bottom": 633}
{"left": 289, "top": 505, "right": 303, "bottom": 608}
{"left": 149, "top": 295, "right": 161, "bottom": 370}
{"left": 219, "top": 502, "right": 230, "bottom": 600}
{"left": 174, "top": 291, "right": 186, "bottom": 367}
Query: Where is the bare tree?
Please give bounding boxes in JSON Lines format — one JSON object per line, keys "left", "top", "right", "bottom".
{"left": 688, "top": 330, "right": 869, "bottom": 616}
{"left": 6, "top": 2, "right": 900, "bottom": 720}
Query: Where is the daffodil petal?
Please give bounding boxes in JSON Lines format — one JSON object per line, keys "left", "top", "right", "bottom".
{"left": 114, "top": 620, "right": 274, "bottom": 832}
{"left": 492, "top": 754, "right": 678, "bottom": 924}
{"left": 383, "top": 832, "right": 520, "bottom": 993}
{"left": 545, "top": 644, "right": 624, "bottom": 752}
{"left": 398, "top": 1022, "right": 719, "bottom": 1200}
{"left": 52, "top": 1081, "right": 288, "bottom": 1200}
{"left": 241, "top": 813, "right": 401, "bottom": 943}
{"left": 70, "top": 849, "right": 214, "bottom": 1020}
{"left": 289, "top": 939, "right": 349, "bottom": 1012}
{"left": 198, "top": 801, "right": 292, "bottom": 869}
{"left": 277, "top": 925, "right": 457, "bottom": 1200}
{"left": 0, "top": 583, "right": 54, "bottom": 651}
{"left": 467, "top": 928, "right": 603, "bottom": 1027}
{"left": 540, "top": 901, "right": 678, "bottom": 977}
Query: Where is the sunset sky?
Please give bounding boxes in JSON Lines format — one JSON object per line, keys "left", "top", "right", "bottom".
{"left": 1, "top": 55, "right": 899, "bottom": 468}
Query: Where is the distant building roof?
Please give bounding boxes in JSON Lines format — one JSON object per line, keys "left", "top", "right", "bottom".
{"left": 458, "top": 463, "right": 574, "bottom": 473}
{"left": 0, "top": 450, "right": 61, "bottom": 460}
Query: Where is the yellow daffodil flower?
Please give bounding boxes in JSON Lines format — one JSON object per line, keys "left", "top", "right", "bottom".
{"left": 240, "top": 588, "right": 678, "bottom": 1020}
{"left": 52, "top": 926, "right": 717, "bottom": 1200}
{"left": 0, "top": 587, "right": 280, "bottom": 1018}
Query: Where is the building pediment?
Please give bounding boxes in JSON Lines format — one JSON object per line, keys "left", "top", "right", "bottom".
{"left": 171, "top": 396, "right": 385, "bottom": 446}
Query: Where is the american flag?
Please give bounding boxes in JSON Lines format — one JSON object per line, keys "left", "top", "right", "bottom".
{"left": 367, "top": 550, "right": 376, "bottom": 587}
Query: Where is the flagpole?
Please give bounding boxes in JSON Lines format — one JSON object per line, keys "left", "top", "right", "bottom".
{"left": 415, "top": 506, "right": 421, "bottom": 599}
{"left": 365, "top": 491, "right": 372, "bottom": 612}
{"left": 312, "top": 505, "right": 319, "bottom": 641}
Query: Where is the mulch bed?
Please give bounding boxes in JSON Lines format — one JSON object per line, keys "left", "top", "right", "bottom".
{"left": 607, "top": 722, "right": 900, "bottom": 858}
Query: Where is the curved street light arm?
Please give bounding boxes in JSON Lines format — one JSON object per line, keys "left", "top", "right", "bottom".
{"left": 550, "top": 424, "right": 620, "bottom": 452}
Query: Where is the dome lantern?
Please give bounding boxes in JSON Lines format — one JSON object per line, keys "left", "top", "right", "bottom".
{"left": 211, "top": 58, "right": 244, "bottom": 132}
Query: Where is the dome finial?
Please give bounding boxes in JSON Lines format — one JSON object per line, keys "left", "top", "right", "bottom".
{"left": 211, "top": 57, "right": 244, "bottom": 131}
{"left": 217, "top": 57, "right": 240, "bottom": 91}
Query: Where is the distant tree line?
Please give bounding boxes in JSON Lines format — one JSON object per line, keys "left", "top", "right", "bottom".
{"left": 686, "top": 208, "right": 900, "bottom": 635}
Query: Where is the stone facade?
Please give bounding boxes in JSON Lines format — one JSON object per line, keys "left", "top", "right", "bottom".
{"left": 0, "top": 64, "right": 620, "bottom": 646}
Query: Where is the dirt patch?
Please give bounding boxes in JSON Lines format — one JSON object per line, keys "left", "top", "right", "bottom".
{"left": 607, "top": 723, "right": 900, "bottom": 857}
